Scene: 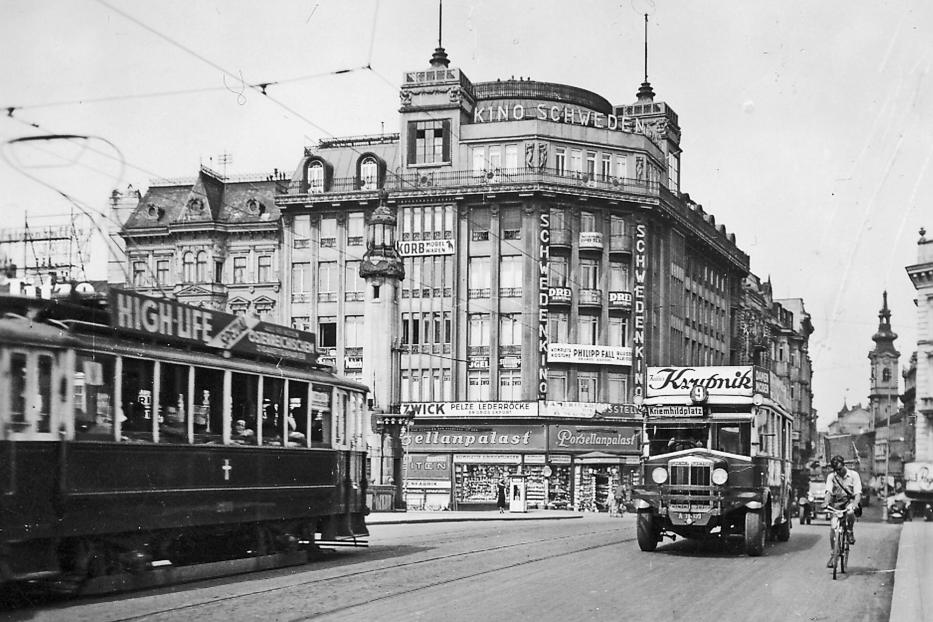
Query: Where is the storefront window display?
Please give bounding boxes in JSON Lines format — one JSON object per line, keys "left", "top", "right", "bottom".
{"left": 546, "top": 464, "right": 573, "bottom": 509}
{"left": 455, "top": 462, "right": 518, "bottom": 505}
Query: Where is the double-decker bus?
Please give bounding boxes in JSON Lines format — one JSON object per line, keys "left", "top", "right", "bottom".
{"left": 0, "top": 289, "right": 369, "bottom": 592}
{"left": 633, "top": 366, "right": 794, "bottom": 556}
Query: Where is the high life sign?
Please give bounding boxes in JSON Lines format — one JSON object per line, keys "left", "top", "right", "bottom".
{"left": 110, "top": 289, "right": 318, "bottom": 364}
{"left": 646, "top": 366, "right": 758, "bottom": 399}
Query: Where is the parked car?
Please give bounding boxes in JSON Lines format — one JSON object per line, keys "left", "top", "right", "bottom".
{"left": 806, "top": 481, "right": 829, "bottom": 522}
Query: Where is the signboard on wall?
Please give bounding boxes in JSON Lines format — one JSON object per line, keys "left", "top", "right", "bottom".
{"left": 905, "top": 462, "right": 933, "bottom": 494}
{"left": 395, "top": 239, "right": 454, "bottom": 256}
{"left": 404, "top": 453, "right": 452, "bottom": 480}
{"left": 646, "top": 366, "right": 757, "bottom": 399}
{"left": 109, "top": 288, "right": 318, "bottom": 364}
{"left": 401, "top": 401, "right": 539, "bottom": 418}
{"left": 403, "top": 425, "right": 547, "bottom": 452}
{"left": 548, "top": 343, "right": 632, "bottom": 366}
{"left": 632, "top": 221, "right": 647, "bottom": 398}
{"left": 548, "top": 424, "right": 641, "bottom": 454}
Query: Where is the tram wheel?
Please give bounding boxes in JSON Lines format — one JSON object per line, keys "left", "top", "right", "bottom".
{"left": 636, "top": 512, "right": 659, "bottom": 552}
{"left": 744, "top": 511, "right": 766, "bottom": 557}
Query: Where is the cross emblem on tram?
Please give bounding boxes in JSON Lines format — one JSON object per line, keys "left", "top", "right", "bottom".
{"left": 221, "top": 459, "right": 232, "bottom": 481}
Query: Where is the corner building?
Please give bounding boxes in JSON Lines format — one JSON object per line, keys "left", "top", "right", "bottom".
{"left": 276, "top": 47, "right": 751, "bottom": 510}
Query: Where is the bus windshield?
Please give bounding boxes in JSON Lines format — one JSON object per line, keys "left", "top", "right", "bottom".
{"left": 646, "top": 423, "right": 709, "bottom": 456}
{"left": 710, "top": 421, "right": 752, "bottom": 456}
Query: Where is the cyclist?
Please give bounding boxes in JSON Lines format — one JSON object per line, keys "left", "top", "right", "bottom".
{"left": 824, "top": 454, "right": 862, "bottom": 568}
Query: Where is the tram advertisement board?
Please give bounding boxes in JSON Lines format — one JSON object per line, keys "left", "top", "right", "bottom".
{"left": 109, "top": 288, "right": 318, "bottom": 363}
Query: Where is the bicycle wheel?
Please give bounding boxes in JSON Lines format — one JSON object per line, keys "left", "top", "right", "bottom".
{"left": 832, "top": 530, "right": 844, "bottom": 579}
{"left": 841, "top": 535, "right": 849, "bottom": 574}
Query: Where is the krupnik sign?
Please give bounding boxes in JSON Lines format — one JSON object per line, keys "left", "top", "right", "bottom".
{"left": 646, "top": 366, "right": 758, "bottom": 399}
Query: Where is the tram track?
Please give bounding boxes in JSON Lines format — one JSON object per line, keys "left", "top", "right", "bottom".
{"left": 51, "top": 524, "right": 634, "bottom": 621}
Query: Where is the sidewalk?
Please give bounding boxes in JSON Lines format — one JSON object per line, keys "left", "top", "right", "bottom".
{"left": 890, "top": 520, "right": 932, "bottom": 622}
{"left": 367, "top": 508, "right": 587, "bottom": 525}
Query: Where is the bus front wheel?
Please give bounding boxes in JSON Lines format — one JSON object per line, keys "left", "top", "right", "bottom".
{"left": 637, "top": 512, "right": 659, "bottom": 552}
{"left": 745, "top": 510, "right": 766, "bottom": 557}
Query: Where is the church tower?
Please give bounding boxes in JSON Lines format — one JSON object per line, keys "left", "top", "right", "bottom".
{"left": 868, "top": 291, "right": 901, "bottom": 429}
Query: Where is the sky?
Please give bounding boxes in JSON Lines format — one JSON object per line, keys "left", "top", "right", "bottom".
{"left": 1, "top": 0, "right": 930, "bottom": 431}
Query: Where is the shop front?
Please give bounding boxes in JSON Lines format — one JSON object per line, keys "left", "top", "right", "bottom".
{"left": 402, "top": 423, "right": 548, "bottom": 510}
{"left": 549, "top": 423, "right": 642, "bottom": 513}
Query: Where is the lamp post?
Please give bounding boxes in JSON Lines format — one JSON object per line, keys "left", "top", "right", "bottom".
{"left": 882, "top": 408, "right": 891, "bottom": 521}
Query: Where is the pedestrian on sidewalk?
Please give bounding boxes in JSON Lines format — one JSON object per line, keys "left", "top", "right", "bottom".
{"left": 496, "top": 477, "right": 508, "bottom": 513}
{"left": 612, "top": 482, "right": 627, "bottom": 517}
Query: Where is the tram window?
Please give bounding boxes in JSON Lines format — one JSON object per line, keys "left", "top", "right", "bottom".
{"left": 193, "top": 366, "right": 224, "bottom": 444}
{"left": 74, "top": 353, "right": 116, "bottom": 440}
{"left": 120, "top": 358, "right": 151, "bottom": 440}
{"left": 36, "top": 354, "right": 53, "bottom": 433}
{"left": 262, "top": 377, "right": 286, "bottom": 446}
{"left": 230, "top": 372, "right": 259, "bottom": 445}
{"left": 287, "top": 381, "right": 309, "bottom": 447}
{"left": 711, "top": 423, "right": 751, "bottom": 455}
{"left": 158, "top": 361, "right": 189, "bottom": 444}
{"left": 311, "top": 385, "right": 332, "bottom": 446}
{"left": 9, "top": 352, "right": 27, "bottom": 430}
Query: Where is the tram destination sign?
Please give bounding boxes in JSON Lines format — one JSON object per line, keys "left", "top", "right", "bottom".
{"left": 109, "top": 289, "right": 318, "bottom": 364}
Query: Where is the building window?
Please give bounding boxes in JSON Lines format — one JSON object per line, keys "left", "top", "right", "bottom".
{"left": 469, "top": 313, "right": 490, "bottom": 348}
{"left": 318, "top": 262, "right": 338, "bottom": 302}
{"left": 291, "top": 262, "right": 310, "bottom": 297}
{"left": 555, "top": 147, "right": 566, "bottom": 175}
{"left": 581, "top": 259, "right": 599, "bottom": 289}
{"left": 360, "top": 157, "right": 378, "bottom": 190}
{"left": 345, "top": 260, "right": 364, "bottom": 300}
{"left": 499, "top": 313, "right": 522, "bottom": 346}
{"left": 570, "top": 149, "right": 583, "bottom": 176}
{"left": 471, "top": 208, "right": 490, "bottom": 242}
{"left": 472, "top": 147, "right": 485, "bottom": 175}
{"left": 318, "top": 316, "right": 337, "bottom": 348}
{"left": 499, "top": 255, "right": 522, "bottom": 297}
{"left": 308, "top": 161, "right": 324, "bottom": 193}
{"left": 488, "top": 145, "right": 502, "bottom": 179}
{"left": 609, "top": 261, "right": 630, "bottom": 291}
{"left": 468, "top": 256, "right": 490, "bottom": 297}
{"left": 409, "top": 119, "right": 450, "bottom": 164}
{"left": 501, "top": 206, "right": 521, "bottom": 240}
{"left": 586, "top": 151, "right": 597, "bottom": 181}
{"left": 468, "top": 370, "right": 491, "bottom": 401}
{"left": 608, "top": 373, "right": 627, "bottom": 403}
{"left": 156, "top": 259, "right": 169, "bottom": 286}
{"left": 547, "top": 372, "right": 567, "bottom": 401}
{"left": 578, "top": 374, "right": 598, "bottom": 403}
{"left": 550, "top": 207, "right": 567, "bottom": 232}
{"left": 580, "top": 211, "right": 597, "bottom": 233}
{"left": 321, "top": 217, "right": 337, "bottom": 248}
{"left": 615, "top": 155, "right": 627, "bottom": 180}
{"left": 499, "top": 369, "right": 522, "bottom": 401}
{"left": 609, "top": 316, "right": 629, "bottom": 347}
{"left": 504, "top": 144, "right": 519, "bottom": 173}
{"left": 232, "top": 256, "right": 247, "bottom": 284}
{"left": 291, "top": 316, "right": 310, "bottom": 331}
{"left": 667, "top": 151, "right": 680, "bottom": 193}
{"left": 294, "top": 214, "right": 311, "bottom": 248}
{"left": 257, "top": 255, "right": 273, "bottom": 283}
{"left": 601, "top": 154, "right": 612, "bottom": 181}
{"left": 579, "top": 314, "right": 599, "bottom": 345}
{"left": 549, "top": 255, "right": 568, "bottom": 287}
{"left": 347, "top": 213, "right": 365, "bottom": 246}
{"left": 194, "top": 251, "right": 208, "bottom": 283}
{"left": 548, "top": 312, "right": 570, "bottom": 343}
{"left": 132, "top": 261, "right": 147, "bottom": 287}
{"left": 345, "top": 315, "right": 364, "bottom": 348}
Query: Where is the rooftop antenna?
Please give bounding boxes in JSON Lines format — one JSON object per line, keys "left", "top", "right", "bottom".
{"left": 429, "top": 0, "right": 450, "bottom": 68}
{"left": 636, "top": 12, "right": 655, "bottom": 102}
{"left": 217, "top": 151, "right": 233, "bottom": 179}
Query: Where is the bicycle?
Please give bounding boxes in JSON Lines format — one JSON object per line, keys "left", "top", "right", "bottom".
{"left": 827, "top": 507, "right": 852, "bottom": 580}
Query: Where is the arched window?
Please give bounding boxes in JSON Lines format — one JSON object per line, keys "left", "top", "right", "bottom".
{"left": 360, "top": 157, "right": 378, "bottom": 190}
{"left": 196, "top": 251, "right": 208, "bottom": 283}
{"left": 308, "top": 161, "right": 324, "bottom": 193}
{"left": 882, "top": 367, "right": 892, "bottom": 383}
{"left": 182, "top": 252, "right": 195, "bottom": 283}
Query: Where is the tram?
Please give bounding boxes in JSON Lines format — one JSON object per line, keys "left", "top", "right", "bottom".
{"left": 632, "top": 366, "right": 794, "bottom": 556}
{"left": 0, "top": 288, "right": 369, "bottom": 588}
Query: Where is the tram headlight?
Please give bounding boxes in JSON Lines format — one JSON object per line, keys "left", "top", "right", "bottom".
{"left": 651, "top": 467, "right": 668, "bottom": 484}
{"left": 712, "top": 467, "right": 729, "bottom": 486}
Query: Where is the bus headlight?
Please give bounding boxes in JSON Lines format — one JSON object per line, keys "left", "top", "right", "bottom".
{"left": 651, "top": 467, "right": 668, "bottom": 484}
{"left": 712, "top": 467, "right": 729, "bottom": 485}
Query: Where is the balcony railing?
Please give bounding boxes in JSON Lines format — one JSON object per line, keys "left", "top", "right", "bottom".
{"left": 610, "top": 233, "right": 633, "bottom": 253}
{"left": 578, "top": 289, "right": 603, "bottom": 307}
{"left": 281, "top": 166, "right": 660, "bottom": 200}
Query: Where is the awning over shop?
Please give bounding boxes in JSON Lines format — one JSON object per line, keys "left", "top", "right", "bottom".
{"left": 575, "top": 451, "right": 626, "bottom": 465}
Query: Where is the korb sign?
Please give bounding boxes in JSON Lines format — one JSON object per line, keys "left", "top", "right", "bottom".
{"left": 646, "top": 366, "right": 761, "bottom": 399}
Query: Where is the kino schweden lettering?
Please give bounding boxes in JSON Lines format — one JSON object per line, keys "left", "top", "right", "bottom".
{"left": 538, "top": 211, "right": 550, "bottom": 400}
{"left": 632, "top": 222, "right": 647, "bottom": 398}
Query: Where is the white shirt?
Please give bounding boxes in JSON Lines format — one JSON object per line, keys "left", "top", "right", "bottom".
{"left": 825, "top": 469, "right": 862, "bottom": 509}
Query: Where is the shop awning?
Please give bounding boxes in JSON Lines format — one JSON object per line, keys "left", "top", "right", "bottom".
{"left": 576, "top": 451, "right": 627, "bottom": 464}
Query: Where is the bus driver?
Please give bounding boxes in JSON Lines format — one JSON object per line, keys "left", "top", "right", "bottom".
{"left": 823, "top": 454, "right": 861, "bottom": 568}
